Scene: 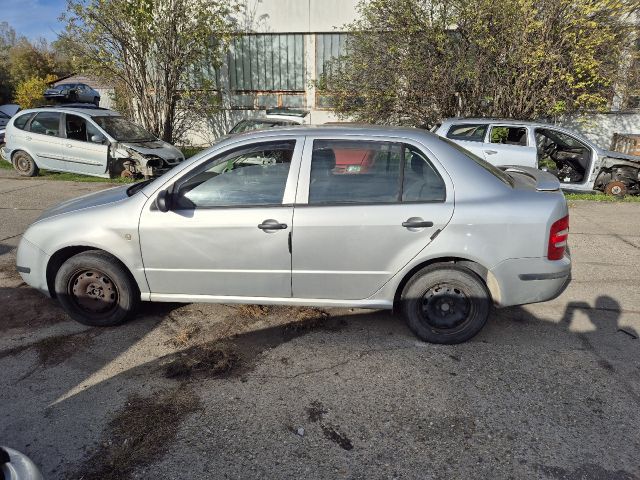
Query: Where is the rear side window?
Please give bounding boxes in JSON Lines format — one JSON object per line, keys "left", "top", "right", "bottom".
{"left": 13, "top": 113, "right": 32, "bottom": 130}
{"left": 29, "top": 112, "right": 62, "bottom": 137}
{"left": 308, "top": 140, "right": 446, "bottom": 204}
{"left": 402, "top": 145, "right": 446, "bottom": 202}
{"left": 446, "top": 124, "right": 488, "bottom": 142}
{"left": 309, "top": 140, "right": 402, "bottom": 204}
{"left": 490, "top": 126, "right": 527, "bottom": 146}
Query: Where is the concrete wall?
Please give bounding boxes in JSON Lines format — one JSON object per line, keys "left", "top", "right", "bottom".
{"left": 555, "top": 112, "right": 640, "bottom": 150}
{"left": 237, "top": 0, "right": 360, "bottom": 32}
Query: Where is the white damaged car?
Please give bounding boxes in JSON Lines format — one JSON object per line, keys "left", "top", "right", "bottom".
{"left": 0, "top": 106, "right": 184, "bottom": 178}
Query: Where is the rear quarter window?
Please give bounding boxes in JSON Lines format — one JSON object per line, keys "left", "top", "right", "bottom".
{"left": 13, "top": 113, "right": 33, "bottom": 130}
{"left": 446, "top": 124, "right": 488, "bottom": 142}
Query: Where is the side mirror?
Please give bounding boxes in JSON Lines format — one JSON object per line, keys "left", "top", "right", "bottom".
{"left": 91, "top": 134, "right": 105, "bottom": 144}
{"left": 156, "top": 189, "right": 172, "bottom": 212}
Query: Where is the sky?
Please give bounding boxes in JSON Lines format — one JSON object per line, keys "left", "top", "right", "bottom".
{"left": 0, "top": 0, "right": 67, "bottom": 42}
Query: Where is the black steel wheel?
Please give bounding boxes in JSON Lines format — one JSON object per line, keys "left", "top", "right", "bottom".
{"left": 400, "top": 264, "right": 491, "bottom": 344}
{"left": 55, "top": 250, "right": 139, "bottom": 327}
{"left": 12, "top": 151, "right": 39, "bottom": 177}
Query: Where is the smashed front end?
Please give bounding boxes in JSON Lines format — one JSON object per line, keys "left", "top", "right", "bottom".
{"left": 593, "top": 152, "right": 640, "bottom": 196}
{"left": 109, "top": 141, "right": 184, "bottom": 178}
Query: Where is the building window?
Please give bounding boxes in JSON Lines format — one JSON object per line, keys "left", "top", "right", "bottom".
{"left": 227, "top": 34, "right": 305, "bottom": 92}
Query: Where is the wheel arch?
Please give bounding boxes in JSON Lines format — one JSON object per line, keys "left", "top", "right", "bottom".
{"left": 46, "top": 245, "right": 140, "bottom": 298}
{"left": 392, "top": 257, "right": 497, "bottom": 310}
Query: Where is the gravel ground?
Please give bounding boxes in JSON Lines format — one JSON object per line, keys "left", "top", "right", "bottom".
{"left": 0, "top": 169, "right": 639, "bottom": 479}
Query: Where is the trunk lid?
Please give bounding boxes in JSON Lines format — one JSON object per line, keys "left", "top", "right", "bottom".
{"left": 500, "top": 165, "right": 560, "bottom": 191}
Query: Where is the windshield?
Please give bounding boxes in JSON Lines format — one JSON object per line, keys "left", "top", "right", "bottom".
{"left": 93, "top": 116, "right": 156, "bottom": 142}
{"left": 229, "top": 119, "right": 293, "bottom": 134}
{"left": 439, "top": 136, "right": 514, "bottom": 187}
{"left": 51, "top": 84, "right": 75, "bottom": 91}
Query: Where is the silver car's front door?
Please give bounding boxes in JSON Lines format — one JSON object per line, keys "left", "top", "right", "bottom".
{"left": 292, "top": 137, "right": 455, "bottom": 300}
{"left": 139, "top": 137, "right": 303, "bottom": 299}
{"left": 62, "top": 114, "right": 109, "bottom": 176}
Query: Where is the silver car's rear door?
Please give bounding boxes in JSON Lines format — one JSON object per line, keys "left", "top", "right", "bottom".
{"left": 25, "top": 111, "right": 65, "bottom": 171}
{"left": 291, "top": 136, "right": 455, "bottom": 300}
{"left": 482, "top": 124, "right": 537, "bottom": 167}
{"left": 139, "top": 136, "right": 303, "bottom": 299}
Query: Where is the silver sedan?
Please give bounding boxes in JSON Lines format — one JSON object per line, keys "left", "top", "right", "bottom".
{"left": 16, "top": 126, "right": 571, "bottom": 344}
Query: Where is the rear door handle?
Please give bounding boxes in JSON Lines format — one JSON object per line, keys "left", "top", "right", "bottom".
{"left": 484, "top": 150, "right": 498, "bottom": 155}
{"left": 258, "top": 219, "right": 288, "bottom": 230}
{"left": 25, "top": 136, "right": 32, "bottom": 141}
{"left": 66, "top": 144, "right": 72, "bottom": 148}
{"left": 402, "top": 219, "right": 434, "bottom": 228}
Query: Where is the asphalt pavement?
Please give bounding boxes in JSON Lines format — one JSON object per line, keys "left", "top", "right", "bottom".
{"left": 0, "top": 169, "right": 639, "bottom": 479}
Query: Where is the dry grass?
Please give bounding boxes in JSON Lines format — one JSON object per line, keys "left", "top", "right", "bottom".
{"left": 76, "top": 388, "right": 200, "bottom": 480}
{"left": 164, "top": 342, "right": 238, "bottom": 379}
{"left": 165, "top": 323, "right": 201, "bottom": 348}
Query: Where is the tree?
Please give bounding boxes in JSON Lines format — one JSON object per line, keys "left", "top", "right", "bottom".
{"left": 15, "top": 74, "right": 58, "bottom": 109}
{"left": 61, "top": 0, "right": 239, "bottom": 144}
{"left": 319, "top": 0, "right": 640, "bottom": 126}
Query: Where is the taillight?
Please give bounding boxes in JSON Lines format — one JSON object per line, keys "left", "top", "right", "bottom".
{"left": 548, "top": 215, "right": 569, "bottom": 260}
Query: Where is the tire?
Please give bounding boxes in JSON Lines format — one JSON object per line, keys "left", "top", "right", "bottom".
{"left": 93, "top": 97, "right": 100, "bottom": 107}
{"left": 54, "top": 250, "right": 139, "bottom": 327}
{"left": 400, "top": 264, "right": 491, "bottom": 344}
{"left": 12, "top": 151, "right": 39, "bottom": 177}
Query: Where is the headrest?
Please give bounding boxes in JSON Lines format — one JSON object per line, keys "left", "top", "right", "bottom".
{"left": 311, "top": 149, "right": 336, "bottom": 172}
{"left": 411, "top": 154, "right": 424, "bottom": 175}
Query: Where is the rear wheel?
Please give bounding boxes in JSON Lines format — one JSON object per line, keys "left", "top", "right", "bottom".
{"left": 400, "top": 264, "right": 491, "bottom": 344}
{"left": 54, "top": 250, "right": 139, "bottom": 327}
{"left": 93, "top": 96, "right": 100, "bottom": 107}
{"left": 12, "top": 151, "right": 39, "bottom": 177}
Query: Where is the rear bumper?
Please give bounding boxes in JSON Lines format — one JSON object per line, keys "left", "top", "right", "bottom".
{"left": 0, "top": 147, "right": 10, "bottom": 162}
{"left": 489, "top": 255, "right": 571, "bottom": 307}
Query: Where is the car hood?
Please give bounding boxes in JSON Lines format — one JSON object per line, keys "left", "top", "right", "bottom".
{"left": 118, "top": 140, "right": 183, "bottom": 159}
{"left": 0, "top": 104, "right": 20, "bottom": 117}
{"left": 601, "top": 150, "right": 640, "bottom": 164}
{"left": 35, "top": 184, "right": 134, "bottom": 223}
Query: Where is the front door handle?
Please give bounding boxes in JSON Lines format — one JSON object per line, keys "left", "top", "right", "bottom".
{"left": 484, "top": 149, "right": 498, "bottom": 155}
{"left": 66, "top": 144, "right": 72, "bottom": 148}
{"left": 402, "top": 219, "right": 434, "bottom": 229}
{"left": 25, "top": 136, "right": 32, "bottom": 141}
{"left": 258, "top": 219, "right": 288, "bottom": 230}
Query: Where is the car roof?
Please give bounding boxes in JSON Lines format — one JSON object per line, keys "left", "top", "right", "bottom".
{"left": 229, "top": 124, "right": 432, "bottom": 140}
{"left": 19, "top": 106, "right": 120, "bottom": 117}
{"left": 440, "top": 117, "right": 557, "bottom": 128}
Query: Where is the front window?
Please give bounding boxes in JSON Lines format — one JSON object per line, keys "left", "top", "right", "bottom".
{"left": 174, "top": 140, "right": 295, "bottom": 209}
{"left": 92, "top": 116, "right": 155, "bottom": 142}
{"left": 65, "top": 114, "right": 103, "bottom": 143}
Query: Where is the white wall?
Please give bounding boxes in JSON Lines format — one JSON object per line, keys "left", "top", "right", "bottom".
{"left": 238, "top": 0, "right": 360, "bottom": 32}
{"left": 556, "top": 113, "right": 640, "bottom": 150}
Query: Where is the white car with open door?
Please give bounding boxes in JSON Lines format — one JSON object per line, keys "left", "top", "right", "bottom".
{"left": 434, "top": 118, "right": 640, "bottom": 196}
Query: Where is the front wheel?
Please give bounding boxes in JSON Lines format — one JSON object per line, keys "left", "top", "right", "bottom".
{"left": 400, "top": 264, "right": 491, "bottom": 344}
{"left": 13, "top": 151, "right": 39, "bottom": 177}
{"left": 93, "top": 96, "right": 100, "bottom": 107}
{"left": 54, "top": 250, "right": 139, "bottom": 327}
